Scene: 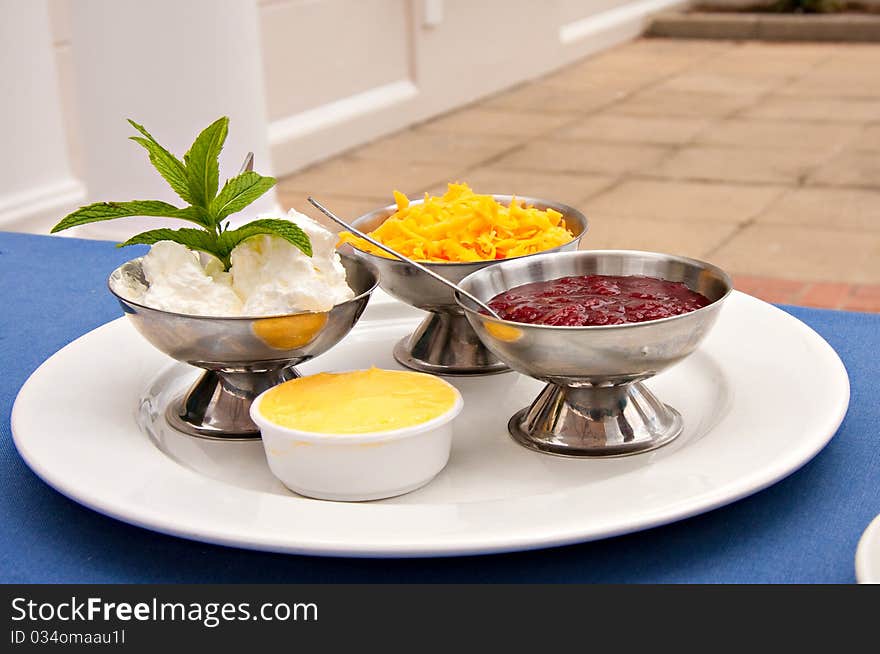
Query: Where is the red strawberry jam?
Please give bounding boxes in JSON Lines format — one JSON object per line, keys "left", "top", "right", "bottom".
{"left": 487, "top": 274, "right": 711, "bottom": 326}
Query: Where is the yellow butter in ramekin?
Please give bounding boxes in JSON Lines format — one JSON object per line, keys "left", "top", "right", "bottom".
{"left": 251, "top": 368, "right": 463, "bottom": 501}
{"left": 258, "top": 368, "right": 458, "bottom": 434}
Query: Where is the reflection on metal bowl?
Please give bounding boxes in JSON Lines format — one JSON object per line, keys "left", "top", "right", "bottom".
{"left": 456, "top": 249, "right": 732, "bottom": 457}
{"left": 348, "top": 194, "right": 588, "bottom": 376}
{"left": 108, "top": 253, "right": 378, "bottom": 439}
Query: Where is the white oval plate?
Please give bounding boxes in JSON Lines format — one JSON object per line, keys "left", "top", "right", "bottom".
{"left": 856, "top": 514, "right": 880, "bottom": 583}
{"left": 12, "top": 291, "right": 849, "bottom": 558}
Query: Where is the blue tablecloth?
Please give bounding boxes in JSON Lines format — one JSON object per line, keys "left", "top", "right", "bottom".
{"left": 2, "top": 231, "right": 878, "bottom": 583}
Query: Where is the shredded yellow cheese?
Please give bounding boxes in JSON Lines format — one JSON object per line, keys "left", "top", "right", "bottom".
{"left": 338, "top": 183, "right": 574, "bottom": 263}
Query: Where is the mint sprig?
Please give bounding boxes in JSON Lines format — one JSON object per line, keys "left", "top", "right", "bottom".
{"left": 120, "top": 219, "right": 312, "bottom": 271}
{"left": 212, "top": 171, "right": 278, "bottom": 221}
{"left": 50, "top": 116, "right": 311, "bottom": 270}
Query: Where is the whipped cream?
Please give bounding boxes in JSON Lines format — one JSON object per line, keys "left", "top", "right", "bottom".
{"left": 231, "top": 214, "right": 353, "bottom": 315}
{"left": 138, "top": 241, "right": 243, "bottom": 315}
{"left": 121, "top": 210, "right": 355, "bottom": 316}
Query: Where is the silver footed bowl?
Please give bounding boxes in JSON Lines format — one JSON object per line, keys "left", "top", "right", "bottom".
{"left": 455, "top": 250, "right": 732, "bottom": 458}
{"left": 349, "top": 195, "right": 588, "bottom": 376}
{"left": 108, "top": 253, "right": 378, "bottom": 440}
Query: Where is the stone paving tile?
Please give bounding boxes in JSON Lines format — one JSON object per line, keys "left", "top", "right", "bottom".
{"left": 856, "top": 125, "right": 880, "bottom": 151}
{"left": 710, "top": 224, "right": 880, "bottom": 284}
{"left": 808, "top": 150, "right": 880, "bottom": 188}
{"left": 755, "top": 187, "right": 880, "bottom": 232}
{"left": 274, "top": 37, "right": 880, "bottom": 312}
{"left": 454, "top": 167, "right": 615, "bottom": 207}
{"left": 843, "top": 285, "right": 880, "bottom": 312}
{"left": 798, "top": 282, "right": 852, "bottom": 309}
{"left": 419, "top": 106, "right": 574, "bottom": 138}
{"left": 732, "top": 274, "right": 809, "bottom": 304}
{"left": 726, "top": 41, "right": 834, "bottom": 60}
{"left": 694, "top": 119, "right": 860, "bottom": 152}
{"left": 494, "top": 141, "right": 671, "bottom": 176}
{"left": 581, "top": 50, "right": 697, "bottom": 76}
{"left": 687, "top": 58, "right": 799, "bottom": 81}
{"left": 612, "top": 37, "right": 734, "bottom": 55}
{"left": 732, "top": 275, "right": 880, "bottom": 312}
{"left": 816, "top": 43, "right": 880, "bottom": 71}
{"left": 581, "top": 212, "right": 739, "bottom": 259}
{"left": 694, "top": 42, "right": 832, "bottom": 77}
{"left": 613, "top": 88, "right": 757, "bottom": 118}
{"left": 540, "top": 65, "right": 658, "bottom": 94}
{"left": 278, "top": 156, "right": 461, "bottom": 199}
{"left": 479, "top": 83, "right": 627, "bottom": 115}
{"left": 587, "top": 39, "right": 734, "bottom": 73}
{"left": 651, "top": 145, "right": 832, "bottom": 185}
{"left": 655, "top": 71, "right": 779, "bottom": 97}
{"left": 350, "top": 129, "right": 521, "bottom": 168}
{"left": 778, "top": 70, "right": 880, "bottom": 99}
{"left": 555, "top": 114, "right": 711, "bottom": 146}
{"left": 587, "top": 179, "right": 784, "bottom": 224}
{"left": 743, "top": 96, "right": 880, "bottom": 122}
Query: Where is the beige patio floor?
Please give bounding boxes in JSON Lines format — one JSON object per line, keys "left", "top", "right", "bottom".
{"left": 278, "top": 38, "right": 880, "bottom": 312}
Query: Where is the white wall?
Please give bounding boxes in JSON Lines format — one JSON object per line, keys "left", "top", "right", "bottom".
{"left": 263, "top": 0, "right": 687, "bottom": 174}
{"left": 2, "top": 0, "right": 685, "bottom": 234}
{"left": 0, "top": 0, "right": 84, "bottom": 233}
{"left": 66, "top": 0, "right": 276, "bottom": 241}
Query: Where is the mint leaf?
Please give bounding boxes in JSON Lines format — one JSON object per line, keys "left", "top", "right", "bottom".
{"left": 184, "top": 116, "right": 228, "bottom": 212}
{"left": 173, "top": 205, "right": 213, "bottom": 227}
{"left": 211, "top": 172, "right": 276, "bottom": 221}
{"left": 119, "top": 228, "right": 221, "bottom": 263}
{"left": 51, "top": 200, "right": 209, "bottom": 233}
{"left": 127, "top": 120, "right": 192, "bottom": 204}
{"left": 218, "top": 219, "right": 312, "bottom": 260}
{"left": 49, "top": 117, "right": 313, "bottom": 273}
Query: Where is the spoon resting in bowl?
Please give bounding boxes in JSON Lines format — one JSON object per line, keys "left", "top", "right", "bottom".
{"left": 307, "top": 197, "right": 501, "bottom": 319}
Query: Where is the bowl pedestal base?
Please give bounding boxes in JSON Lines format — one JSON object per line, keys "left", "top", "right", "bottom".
{"left": 166, "top": 366, "right": 300, "bottom": 440}
{"left": 394, "top": 311, "right": 509, "bottom": 376}
{"left": 508, "top": 381, "right": 682, "bottom": 458}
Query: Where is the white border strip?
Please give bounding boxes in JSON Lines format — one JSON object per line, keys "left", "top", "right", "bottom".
{"left": 268, "top": 79, "right": 418, "bottom": 146}
{"left": 0, "top": 177, "right": 85, "bottom": 232}
{"left": 560, "top": 0, "right": 685, "bottom": 44}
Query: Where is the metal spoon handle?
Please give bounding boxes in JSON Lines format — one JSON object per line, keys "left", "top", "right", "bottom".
{"left": 239, "top": 152, "right": 254, "bottom": 174}
{"left": 307, "top": 197, "right": 501, "bottom": 319}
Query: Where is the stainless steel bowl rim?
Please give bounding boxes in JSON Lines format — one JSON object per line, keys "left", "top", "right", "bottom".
{"left": 107, "top": 254, "right": 380, "bottom": 321}
{"left": 455, "top": 249, "right": 734, "bottom": 331}
{"left": 347, "top": 193, "right": 588, "bottom": 270}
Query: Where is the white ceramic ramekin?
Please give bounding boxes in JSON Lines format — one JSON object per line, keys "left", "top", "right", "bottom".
{"left": 250, "top": 378, "right": 463, "bottom": 502}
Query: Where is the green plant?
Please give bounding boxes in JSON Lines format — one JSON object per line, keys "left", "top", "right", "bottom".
{"left": 51, "top": 117, "right": 311, "bottom": 270}
{"left": 770, "top": 0, "right": 846, "bottom": 12}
